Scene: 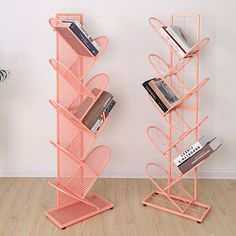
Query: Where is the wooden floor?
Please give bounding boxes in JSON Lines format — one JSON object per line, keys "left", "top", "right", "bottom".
{"left": 0, "top": 178, "right": 235, "bottom": 236}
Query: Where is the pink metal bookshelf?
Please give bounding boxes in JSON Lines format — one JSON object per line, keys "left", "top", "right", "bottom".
{"left": 45, "top": 13, "right": 113, "bottom": 229}
{"left": 142, "top": 13, "right": 212, "bottom": 223}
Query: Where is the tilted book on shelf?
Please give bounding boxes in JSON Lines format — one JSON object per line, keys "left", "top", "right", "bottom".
{"left": 63, "top": 20, "right": 100, "bottom": 56}
{"left": 82, "top": 91, "right": 116, "bottom": 133}
{"left": 90, "top": 99, "right": 116, "bottom": 133}
{"left": 73, "top": 90, "right": 116, "bottom": 133}
{"left": 159, "top": 25, "right": 196, "bottom": 57}
{"left": 142, "top": 78, "right": 179, "bottom": 113}
{"left": 173, "top": 136, "right": 209, "bottom": 166}
{"left": 175, "top": 137, "right": 222, "bottom": 174}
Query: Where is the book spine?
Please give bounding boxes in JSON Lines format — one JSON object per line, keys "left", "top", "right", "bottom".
{"left": 142, "top": 81, "right": 168, "bottom": 113}
{"left": 159, "top": 27, "right": 186, "bottom": 57}
{"left": 90, "top": 99, "right": 116, "bottom": 134}
{"left": 103, "top": 99, "right": 116, "bottom": 118}
{"left": 76, "top": 23, "right": 100, "bottom": 51}
{"left": 177, "top": 138, "right": 221, "bottom": 174}
{"left": 178, "top": 144, "right": 214, "bottom": 174}
{"left": 91, "top": 117, "right": 103, "bottom": 134}
{"left": 173, "top": 137, "right": 207, "bottom": 166}
{"left": 69, "top": 23, "right": 99, "bottom": 56}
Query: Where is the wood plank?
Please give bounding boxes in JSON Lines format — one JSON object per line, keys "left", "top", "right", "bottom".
{"left": 0, "top": 178, "right": 235, "bottom": 236}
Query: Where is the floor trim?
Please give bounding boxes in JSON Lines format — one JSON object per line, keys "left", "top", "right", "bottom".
{"left": 0, "top": 168, "right": 236, "bottom": 179}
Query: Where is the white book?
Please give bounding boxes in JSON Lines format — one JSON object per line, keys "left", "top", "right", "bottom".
{"left": 165, "top": 26, "right": 195, "bottom": 54}
{"left": 63, "top": 20, "right": 100, "bottom": 51}
{"left": 173, "top": 136, "right": 209, "bottom": 167}
{"left": 159, "top": 27, "right": 186, "bottom": 57}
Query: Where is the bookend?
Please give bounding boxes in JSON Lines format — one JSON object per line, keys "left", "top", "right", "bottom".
{"left": 45, "top": 14, "right": 113, "bottom": 229}
{"left": 142, "top": 14, "right": 212, "bottom": 223}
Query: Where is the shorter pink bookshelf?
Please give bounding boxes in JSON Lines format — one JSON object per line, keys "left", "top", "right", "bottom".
{"left": 45, "top": 13, "right": 113, "bottom": 229}
{"left": 142, "top": 13, "right": 214, "bottom": 223}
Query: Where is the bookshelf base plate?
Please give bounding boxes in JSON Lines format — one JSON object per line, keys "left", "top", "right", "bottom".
{"left": 142, "top": 190, "right": 211, "bottom": 223}
{"left": 45, "top": 194, "right": 113, "bottom": 229}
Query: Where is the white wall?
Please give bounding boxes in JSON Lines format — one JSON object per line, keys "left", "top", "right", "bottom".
{"left": 0, "top": 0, "right": 235, "bottom": 178}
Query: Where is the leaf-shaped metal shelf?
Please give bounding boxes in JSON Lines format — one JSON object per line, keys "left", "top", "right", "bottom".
{"left": 46, "top": 14, "right": 114, "bottom": 229}
{"left": 142, "top": 14, "right": 212, "bottom": 223}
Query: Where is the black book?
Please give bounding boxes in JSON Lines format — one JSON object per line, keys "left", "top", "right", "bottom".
{"left": 142, "top": 80, "right": 168, "bottom": 113}
{"left": 63, "top": 21, "right": 99, "bottom": 56}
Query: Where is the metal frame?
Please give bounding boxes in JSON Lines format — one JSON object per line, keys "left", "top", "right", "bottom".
{"left": 45, "top": 13, "right": 113, "bottom": 229}
{"left": 142, "top": 13, "right": 211, "bottom": 223}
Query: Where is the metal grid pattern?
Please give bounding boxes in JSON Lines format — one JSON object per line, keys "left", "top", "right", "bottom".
{"left": 45, "top": 14, "right": 113, "bottom": 229}
{"left": 142, "top": 14, "right": 212, "bottom": 223}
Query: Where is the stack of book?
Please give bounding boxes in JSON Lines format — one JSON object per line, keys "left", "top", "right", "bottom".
{"left": 74, "top": 90, "right": 116, "bottom": 134}
{"left": 173, "top": 137, "right": 222, "bottom": 174}
{"left": 159, "top": 25, "right": 196, "bottom": 57}
{"left": 142, "top": 78, "right": 179, "bottom": 113}
{"left": 56, "top": 19, "right": 100, "bottom": 56}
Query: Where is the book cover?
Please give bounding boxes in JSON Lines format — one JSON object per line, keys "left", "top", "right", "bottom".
{"left": 173, "top": 136, "right": 209, "bottom": 167}
{"left": 177, "top": 138, "right": 222, "bottom": 174}
{"left": 63, "top": 20, "right": 100, "bottom": 50}
{"left": 148, "top": 78, "right": 178, "bottom": 109}
{"left": 166, "top": 26, "right": 195, "bottom": 53}
{"left": 61, "top": 21, "right": 99, "bottom": 56}
{"left": 142, "top": 80, "right": 168, "bottom": 113}
{"left": 104, "top": 99, "right": 116, "bottom": 117}
{"left": 54, "top": 27, "right": 89, "bottom": 56}
{"left": 90, "top": 99, "right": 116, "bottom": 134}
{"left": 150, "top": 78, "right": 178, "bottom": 105}
{"left": 82, "top": 91, "right": 113, "bottom": 129}
{"left": 148, "top": 80, "right": 170, "bottom": 109}
{"left": 67, "top": 22, "right": 99, "bottom": 56}
{"left": 68, "top": 20, "right": 100, "bottom": 50}
{"left": 159, "top": 27, "right": 186, "bottom": 57}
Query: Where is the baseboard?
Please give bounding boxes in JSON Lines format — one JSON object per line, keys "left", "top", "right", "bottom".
{"left": 0, "top": 168, "right": 236, "bottom": 179}
{"left": 102, "top": 168, "right": 236, "bottom": 179}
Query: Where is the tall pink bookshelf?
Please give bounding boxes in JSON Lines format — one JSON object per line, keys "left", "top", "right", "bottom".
{"left": 45, "top": 13, "right": 113, "bottom": 229}
{"left": 142, "top": 13, "right": 213, "bottom": 222}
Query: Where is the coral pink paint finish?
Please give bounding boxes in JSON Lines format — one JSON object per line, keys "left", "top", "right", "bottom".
{"left": 45, "top": 14, "right": 113, "bottom": 229}
{"left": 142, "top": 13, "right": 211, "bottom": 223}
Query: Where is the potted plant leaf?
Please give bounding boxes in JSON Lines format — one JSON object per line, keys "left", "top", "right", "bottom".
{"left": 0, "top": 69, "right": 10, "bottom": 83}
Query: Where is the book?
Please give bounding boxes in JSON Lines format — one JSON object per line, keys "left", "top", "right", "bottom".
{"left": 173, "top": 136, "right": 209, "bottom": 167}
{"left": 91, "top": 99, "right": 116, "bottom": 134}
{"left": 65, "top": 20, "right": 100, "bottom": 51}
{"left": 142, "top": 80, "right": 168, "bottom": 113}
{"left": 159, "top": 26, "right": 196, "bottom": 57}
{"left": 165, "top": 26, "right": 195, "bottom": 53}
{"left": 149, "top": 78, "right": 178, "bottom": 105}
{"left": 176, "top": 137, "right": 222, "bottom": 174}
{"left": 82, "top": 91, "right": 114, "bottom": 130}
{"left": 54, "top": 26, "right": 90, "bottom": 56}
{"left": 159, "top": 27, "right": 186, "bottom": 57}
{"left": 142, "top": 78, "right": 178, "bottom": 113}
{"left": 62, "top": 20, "right": 99, "bottom": 56}
{"left": 149, "top": 80, "right": 170, "bottom": 109}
